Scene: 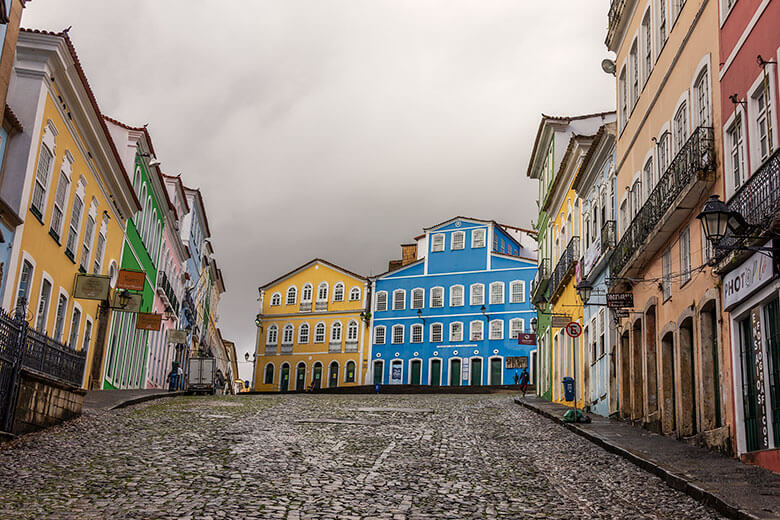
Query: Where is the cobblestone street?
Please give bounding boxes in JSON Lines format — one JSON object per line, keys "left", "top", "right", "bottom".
{"left": 0, "top": 394, "right": 725, "bottom": 519}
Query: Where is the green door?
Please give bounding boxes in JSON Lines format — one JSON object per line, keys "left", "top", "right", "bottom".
{"left": 313, "top": 363, "right": 322, "bottom": 390}
{"left": 280, "top": 364, "right": 290, "bottom": 392}
{"left": 329, "top": 363, "right": 339, "bottom": 388}
{"left": 296, "top": 364, "right": 306, "bottom": 391}
{"left": 490, "top": 358, "right": 502, "bottom": 385}
{"left": 470, "top": 358, "right": 482, "bottom": 386}
{"left": 450, "top": 359, "right": 461, "bottom": 386}
{"left": 373, "top": 361, "right": 383, "bottom": 384}
{"left": 431, "top": 359, "right": 441, "bottom": 386}
{"left": 411, "top": 360, "right": 422, "bottom": 385}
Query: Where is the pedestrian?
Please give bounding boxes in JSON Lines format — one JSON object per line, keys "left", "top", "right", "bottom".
{"left": 166, "top": 369, "right": 176, "bottom": 392}
{"left": 513, "top": 371, "right": 520, "bottom": 385}
{"left": 519, "top": 367, "right": 530, "bottom": 399}
{"left": 177, "top": 365, "right": 184, "bottom": 390}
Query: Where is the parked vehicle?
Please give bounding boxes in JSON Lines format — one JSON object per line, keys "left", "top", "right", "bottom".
{"left": 187, "top": 357, "right": 216, "bottom": 395}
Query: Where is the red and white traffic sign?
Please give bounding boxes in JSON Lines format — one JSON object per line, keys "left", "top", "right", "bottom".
{"left": 565, "top": 322, "right": 582, "bottom": 338}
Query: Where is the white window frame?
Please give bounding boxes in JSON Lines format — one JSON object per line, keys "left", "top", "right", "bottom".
{"left": 489, "top": 282, "right": 504, "bottom": 305}
{"left": 430, "top": 286, "right": 444, "bottom": 308}
{"left": 267, "top": 324, "right": 278, "bottom": 344}
{"left": 449, "top": 322, "right": 463, "bottom": 342}
{"left": 691, "top": 60, "right": 712, "bottom": 128}
{"left": 471, "top": 228, "right": 486, "bottom": 248}
{"left": 299, "top": 323, "right": 310, "bottom": 344}
{"left": 430, "top": 323, "right": 443, "bottom": 343}
{"left": 680, "top": 226, "right": 691, "bottom": 285}
{"left": 489, "top": 319, "right": 504, "bottom": 340}
{"left": 282, "top": 324, "right": 294, "bottom": 345}
{"left": 376, "top": 291, "right": 388, "bottom": 311}
{"left": 431, "top": 233, "right": 445, "bottom": 252}
{"left": 470, "top": 283, "right": 484, "bottom": 306}
{"left": 641, "top": 7, "right": 653, "bottom": 86}
{"left": 509, "top": 280, "right": 525, "bottom": 304}
{"left": 747, "top": 71, "right": 778, "bottom": 171}
{"left": 314, "top": 322, "right": 326, "bottom": 343}
{"left": 451, "top": 231, "right": 465, "bottom": 250}
{"left": 286, "top": 286, "right": 297, "bottom": 305}
{"left": 330, "top": 321, "right": 342, "bottom": 342}
{"left": 374, "top": 325, "right": 386, "bottom": 345}
{"left": 510, "top": 318, "right": 524, "bottom": 339}
{"left": 349, "top": 287, "right": 361, "bottom": 301}
{"left": 411, "top": 288, "right": 424, "bottom": 309}
{"left": 392, "top": 289, "right": 406, "bottom": 310}
{"left": 317, "top": 282, "right": 328, "bottom": 302}
{"left": 333, "top": 282, "right": 345, "bottom": 302}
{"left": 449, "top": 285, "right": 464, "bottom": 307}
{"left": 725, "top": 112, "right": 748, "bottom": 198}
{"left": 302, "top": 283, "right": 313, "bottom": 302}
{"left": 470, "top": 320, "right": 483, "bottom": 341}
{"left": 270, "top": 292, "right": 282, "bottom": 306}
{"left": 411, "top": 324, "right": 423, "bottom": 343}
{"left": 347, "top": 320, "right": 358, "bottom": 341}
{"left": 392, "top": 324, "right": 404, "bottom": 344}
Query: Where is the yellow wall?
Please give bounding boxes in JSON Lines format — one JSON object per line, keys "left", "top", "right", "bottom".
{"left": 253, "top": 261, "right": 368, "bottom": 391}
{"left": 10, "top": 91, "right": 125, "bottom": 388}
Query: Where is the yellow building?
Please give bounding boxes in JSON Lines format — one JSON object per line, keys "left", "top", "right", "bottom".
{"left": 2, "top": 30, "right": 140, "bottom": 387}
{"left": 253, "top": 259, "right": 369, "bottom": 391}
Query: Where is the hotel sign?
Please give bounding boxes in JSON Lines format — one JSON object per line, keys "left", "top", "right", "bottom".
{"left": 606, "top": 292, "right": 633, "bottom": 308}
{"left": 723, "top": 249, "right": 775, "bottom": 311}
{"left": 517, "top": 333, "right": 536, "bottom": 345}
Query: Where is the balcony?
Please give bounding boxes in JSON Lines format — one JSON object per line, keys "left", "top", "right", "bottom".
{"left": 315, "top": 301, "right": 328, "bottom": 312}
{"left": 345, "top": 340, "right": 358, "bottom": 353}
{"left": 156, "top": 271, "right": 180, "bottom": 316}
{"left": 610, "top": 126, "right": 715, "bottom": 285}
{"left": 531, "top": 258, "right": 550, "bottom": 304}
{"left": 280, "top": 343, "right": 293, "bottom": 354}
{"left": 606, "top": 0, "right": 628, "bottom": 50}
{"left": 601, "top": 220, "right": 616, "bottom": 251}
{"left": 329, "top": 341, "right": 341, "bottom": 353}
{"left": 264, "top": 343, "right": 277, "bottom": 355}
{"left": 299, "top": 302, "right": 312, "bottom": 312}
{"left": 549, "top": 237, "right": 580, "bottom": 299}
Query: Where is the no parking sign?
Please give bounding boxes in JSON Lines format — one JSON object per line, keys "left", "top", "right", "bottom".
{"left": 565, "top": 322, "right": 582, "bottom": 338}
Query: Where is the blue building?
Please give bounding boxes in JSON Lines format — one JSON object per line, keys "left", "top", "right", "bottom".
{"left": 370, "top": 217, "right": 537, "bottom": 387}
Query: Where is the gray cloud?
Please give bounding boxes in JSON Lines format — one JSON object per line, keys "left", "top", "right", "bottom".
{"left": 23, "top": 0, "right": 614, "bottom": 380}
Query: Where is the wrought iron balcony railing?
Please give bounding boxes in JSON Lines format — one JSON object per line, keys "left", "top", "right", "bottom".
{"left": 329, "top": 342, "right": 341, "bottom": 353}
{"left": 345, "top": 340, "right": 358, "bottom": 352}
{"left": 280, "top": 344, "right": 293, "bottom": 354}
{"left": 549, "top": 237, "right": 580, "bottom": 298}
{"left": 264, "top": 344, "right": 277, "bottom": 355}
{"left": 600, "top": 220, "right": 616, "bottom": 251}
{"left": 299, "top": 302, "right": 312, "bottom": 312}
{"left": 315, "top": 301, "right": 328, "bottom": 312}
{"left": 531, "top": 258, "right": 550, "bottom": 303}
{"left": 610, "top": 126, "right": 715, "bottom": 282}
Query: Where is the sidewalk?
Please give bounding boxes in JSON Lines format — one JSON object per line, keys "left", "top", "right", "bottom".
{"left": 515, "top": 395, "right": 780, "bottom": 520}
{"left": 83, "top": 389, "right": 184, "bottom": 412}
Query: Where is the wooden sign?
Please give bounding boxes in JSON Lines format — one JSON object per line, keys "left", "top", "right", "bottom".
{"left": 135, "top": 312, "right": 163, "bottom": 331}
{"left": 167, "top": 329, "right": 188, "bottom": 344}
{"left": 551, "top": 315, "right": 571, "bottom": 328}
{"left": 117, "top": 269, "right": 145, "bottom": 291}
{"left": 517, "top": 333, "right": 536, "bottom": 345}
{"left": 110, "top": 291, "right": 142, "bottom": 313}
{"left": 73, "top": 274, "right": 110, "bottom": 301}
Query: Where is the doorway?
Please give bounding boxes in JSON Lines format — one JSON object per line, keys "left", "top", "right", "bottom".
{"left": 410, "top": 360, "right": 422, "bottom": 385}
{"left": 470, "top": 358, "right": 482, "bottom": 386}
{"left": 280, "top": 363, "right": 290, "bottom": 393}
{"left": 430, "top": 359, "right": 441, "bottom": 386}
{"left": 295, "top": 363, "right": 306, "bottom": 391}
{"left": 450, "top": 358, "right": 461, "bottom": 386}
{"left": 373, "top": 360, "right": 384, "bottom": 384}
{"left": 661, "top": 331, "right": 676, "bottom": 434}
{"left": 312, "top": 362, "right": 322, "bottom": 390}
{"left": 328, "top": 362, "right": 339, "bottom": 388}
{"left": 489, "top": 358, "right": 502, "bottom": 385}
{"left": 679, "top": 317, "right": 697, "bottom": 436}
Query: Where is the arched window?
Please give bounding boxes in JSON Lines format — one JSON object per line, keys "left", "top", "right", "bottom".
{"left": 267, "top": 325, "right": 278, "bottom": 344}
{"left": 374, "top": 326, "right": 386, "bottom": 344}
{"left": 470, "top": 320, "right": 483, "bottom": 341}
{"left": 391, "top": 324, "right": 404, "bottom": 344}
{"left": 411, "top": 288, "right": 424, "bottom": 309}
{"left": 393, "top": 289, "right": 405, "bottom": 310}
{"left": 264, "top": 363, "right": 274, "bottom": 384}
{"left": 314, "top": 322, "right": 326, "bottom": 343}
{"left": 317, "top": 282, "right": 328, "bottom": 301}
{"left": 376, "top": 291, "right": 388, "bottom": 311}
{"left": 431, "top": 233, "right": 445, "bottom": 252}
{"left": 299, "top": 323, "right": 310, "bottom": 343}
{"left": 345, "top": 360, "right": 356, "bottom": 383}
{"left": 449, "top": 322, "right": 463, "bottom": 342}
{"left": 282, "top": 324, "right": 294, "bottom": 344}
{"left": 331, "top": 321, "right": 342, "bottom": 342}
{"left": 489, "top": 319, "right": 504, "bottom": 340}
{"left": 470, "top": 284, "right": 484, "bottom": 306}
{"left": 489, "top": 282, "right": 504, "bottom": 304}
{"left": 411, "top": 324, "right": 423, "bottom": 343}
{"left": 430, "top": 323, "right": 443, "bottom": 343}
{"left": 510, "top": 318, "right": 524, "bottom": 339}
{"left": 349, "top": 287, "right": 361, "bottom": 301}
{"left": 133, "top": 167, "right": 141, "bottom": 195}
{"left": 302, "top": 283, "right": 313, "bottom": 302}
{"left": 347, "top": 320, "right": 358, "bottom": 341}
{"left": 286, "top": 286, "right": 297, "bottom": 305}
{"left": 65, "top": 191, "right": 84, "bottom": 257}
{"left": 430, "top": 287, "right": 444, "bottom": 308}
{"left": 509, "top": 281, "right": 525, "bottom": 303}
{"left": 450, "top": 285, "right": 464, "bottom": 307}
{"left": 333, "top": 282, "right": 345, "bottom": 302}
{"left": 270, "top": 292, "right": 281, "bottom": 306}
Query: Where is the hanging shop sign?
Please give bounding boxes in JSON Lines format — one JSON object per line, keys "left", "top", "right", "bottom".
{"left": 117, "top": 269, "right": 146, "bottom": 291}
{"left": 73, "top": 274, "right": 110, "bottom": 301}
{"left": 110, "top": 291, "right": 142, "bottom": 313}
{"left": 551, "top": 315, "right": 571, "bottom": 328}
{"left": 723, "top": 249, "right": 776, "bottom": 311}
{"left": 136, "top": 312, "right": 163, "bottom": 331}
{"left": 607, "top": 292, "right": 634, "bottom": 308}
{"left": 614, "top": 309, "right": 630, "bottom": 319}
{"left": 751, "top": 308, "right": 770, "bottom": 450}
{"left": 517, "top": 333, "right": 537, "bottom": 345}
{"left": 167, "top": 329, "right": 188, "bottom": 344}
{"left": 505, "top": 356, "right": 529, "bottom": 369}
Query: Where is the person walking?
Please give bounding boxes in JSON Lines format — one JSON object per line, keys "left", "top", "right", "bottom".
{"left": 519, "top": 367, "right": 530, "bottom": 400}
{"left": 513, "top": 371, "right": 520, "bottom": 385}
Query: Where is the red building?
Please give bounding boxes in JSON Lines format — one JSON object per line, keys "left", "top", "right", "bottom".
{"left": 717, "top": 0, "right": 780, "bottom": 473}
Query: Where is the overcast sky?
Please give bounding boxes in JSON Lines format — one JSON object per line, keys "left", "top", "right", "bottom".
{"left": 23, "top": 1, "right": 614, "bottom": 380}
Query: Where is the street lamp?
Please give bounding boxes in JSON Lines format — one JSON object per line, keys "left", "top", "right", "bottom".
{"left": 480, "top": 305, "right": 490, "bottom": 320}
{"left": 696, "top": 195, "right": 743, "bottom": 242}
{"left": 416, "top": 309, "right": 425, "bottom": 324}
{"left": 254, "top": 314, "right": 262, "bottom": 329}
{"left": 576, "top": 280, "right": 593, "bottom": 304}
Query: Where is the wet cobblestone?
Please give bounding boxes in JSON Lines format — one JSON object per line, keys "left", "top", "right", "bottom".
{"left": 0, "top": 394, "right": 725, "bottom": 519}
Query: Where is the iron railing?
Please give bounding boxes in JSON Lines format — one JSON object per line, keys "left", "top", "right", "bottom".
{"left": 610, "top": 126, "right": 715, "bottom": 279}
{"left": 299, "top": 302, "right": 312, "bottom": 312}
{"left": 600, "top": 220, "right": 616, "bottom": 251}
{"left": 280, "top": 344, "right": 293, "bottom": 354}
{"left": 329, "top": 342, "right": 341, "bottom": 353}
{"left": 157, "top": 272, "right": 180, "bottom": 316}
{"left": 23, "top": 328, "right": 87, "bottom": 387}
{"left": 315, "top": 301, "right": 328, "bottom": 312}
{"left": 549, "top": 237, "right": 580, "bottom": 297}
{"left": 531, "top": 258, "right": 550, "bottom": 303}
{"left": 264, "top": 344, "right": 277, "bottom": 355}
{"left": 606, "top": 0, "right": 627, "bottom": 47}
{"left": 345, "top": 340, "right": 358, "bottom": 352}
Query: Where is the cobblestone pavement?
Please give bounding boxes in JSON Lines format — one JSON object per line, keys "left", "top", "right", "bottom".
{"left": 0, "top": 394, "right": 726, "bottom": 519}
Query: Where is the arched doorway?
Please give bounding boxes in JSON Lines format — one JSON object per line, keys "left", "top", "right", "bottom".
{"left": 632, "top": 319, "right": 644, "bottom": 420}
{"left": 430, "top": 359, "right": 441, "bottom": 386}
{"left": 470, "top": 358, "right": 482, "bottom": 386}
{"left": 450, "top": 358, "right": 461, "bottom": 386}
{"left": 699, "top": 300, "right": 721, "bottom": 430}
{"left": 345, "top": 361, "right": 356, "bottom": 383}
{"left": 410, "top": 359, "right": 422, "bottom": 385}
{"left": 660, "top": 331, "right": 676, "bottom": 434}
{"left": 295, "top": 363, "right": 306, "bottom": 391}
{"left": 620, "top": 330, "right": 631, "bottom": 418}
{"left": 373, "top": 360, "right": 384, "bottom": 384}
{"left": 280, "top": 363, "right": 290, "bottom": 393}
{"left": 264, "top": 363, "right": 274, "bottom": 385}
{"left": 328, "top": 362, "right": 339, "bottom": 388}
{"left": 679, "top": 317, "right": 697, "bottom": 436}
{"left": 312, "top": 362, "right": 322, "bottom": 390}
{"left": 489, "top": 358, "right": 502, "bottom": 385}
{"left": 645, "top": 305, "right": 658, "bottom": 420}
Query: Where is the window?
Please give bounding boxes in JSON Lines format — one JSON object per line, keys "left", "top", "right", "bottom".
{"left": 264, "top": 364, "right": 274, "bottom": 384}
{"left": 376, "top": 291, "right": 388, "bottom": 311}
{"left": 80, "top": 211, "right": 96, "bottom": 272}
{"left": 270, "top": 292, "right": 281, "bottom": 306}
{"left": 470, "top": 321, "right": 483, "bottom": 341}
{"left": 392, "top": 289, "right": 406, "bottom": 310}
{"left": 680, "top": 226, "right": 691, "bottom": 285}
{"left": 694, "top": 69, "right": 710, "bottom": 127}
{"left": 317, "top": 282, "right": 328, "bottom": 301}
{"left": 392, "top": 324, "right": 404, "bottom": 344}
{"left": 662, "top": 248, "right": 672, "bottom": 300}
{"left": 450, "top": 285, "right": 464, "bottom": 307}
{"left": 92, "top": 227, "right": 106, "bottom": 274}
{"left": 510, "top": 318, "right": 524, "bottom": 339}
{"left": 82, "top": 319, "right": 93, "bottom": 353}
{"left": 65, "top": 194, "right": 83, "bottom": 257}
{"left": 472, "top": 229, "right": 486, "bottom": 248}
{"left": 314, "top": 323, "right": 326, "bottom": 343}
{"left": 754, "top": 83, "right": 774, "bottom": 162}
{"left": 641, "top": 9, "right": 653, "bottom": 85}
{"left": 299, "top": 323, "right": 310, "bottom": 343}
{"left": 728, "top": 116, "right": 746, "bottom": 192}
{"left": 643, "top": 158, "right": 655, "bottom": 202}
{"left": 302, "top": 283, "right": 313, "bottom": 302}
{"left": 333, "top": 283, "right": 344, "bottom": 302}
{"left": 671, "top": 0, "right": 684, "bottom": 21}
{"left": 374, "top": 326, "right": 386, "bottom": 345}
{"left": 349, "top": 287, "right": 361, "bottom": 301}
{"left": 331, "top": 322, "right": 342, "bottom": 342}
{"left": 16, "top": 260, "right": 33, "bottom": 309}
{"left": 658, "top": 0, "right": 667, "bottom": 50}
{"left": 674, "top": 102, "right": 688, "bottom": 152}
{"left": 345, "top": 361, "right": 356, "bottom": 383}
{"left": 449, "top": 322, "right": 463, "bottom": 342}
{"left": 68, "top": 307, "right": 81, "bottom": 348}
{"left": 53, "top": 293, "right": 67, "bottom": 341}
{"left": 267, "top": 325, "right": 278, "bottom": 344}
{"left": 657, "top": 131, "right": 671, "bottom": 172}
{"left": 701, "top": 220, "right": 714, "bottom": 263}
{"left": 282, "top": 324, "right": 294, "bottom": 344}
{"left": 286, "top": 287, "right": 297, "bottom": 305}
{"left": 411, "top": 288, "right": 424, "bottom": 309}
{"left": 629, "top": 40, "right": 639, "bottom": 109}
{"left": 347, "top": 320, "right": 358, "bottom": 341}
{"left": 431, "top": 233, "right": 445, "bottom": 252}
{"left": 489, "top": 320, "right": 504, "bottom": 340}
{"left": 509, "top": 281, "right": 525, "bottom": 303}
{"left": 31, "top": 145, "right": 53, "bottom": 217}
{"left": 430, "top": 287, "right": 444, "bottom": 308}
{"left": 452, "top": 231, "right": 465, "bottom": 250}
{"left": 411, "top": 324, "right": 423, "bottom": 343}
{"left": 631, "top": 179, "right": 642, "bottom": 218}
{"left": 470, "top": 284, "right": 484, "bottom": 306}
{"left": 50, "top": 171, "right": 70, "bottom": 240}
{"left": 431, "top": 323, "right": 443, "bottom": 343}
{"left": 35, "top": 279, "right": 52, "bottom": 332}
{"left": 490, "top": 282, "right": 504, "bottom": 304}
{"left": 619, "top": 67, "right": 627, "bottom": 130}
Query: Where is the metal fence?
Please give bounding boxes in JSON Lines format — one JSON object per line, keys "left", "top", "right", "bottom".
{"left": 549, "top": 237, "right": 580, "bottom": 298}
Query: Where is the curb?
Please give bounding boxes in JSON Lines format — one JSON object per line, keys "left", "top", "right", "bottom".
{"left": 109, "top": 391, "right": 186, "bottom": 411}
{"left": 514, "top": 398, "right": 759, "bottom": 520}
